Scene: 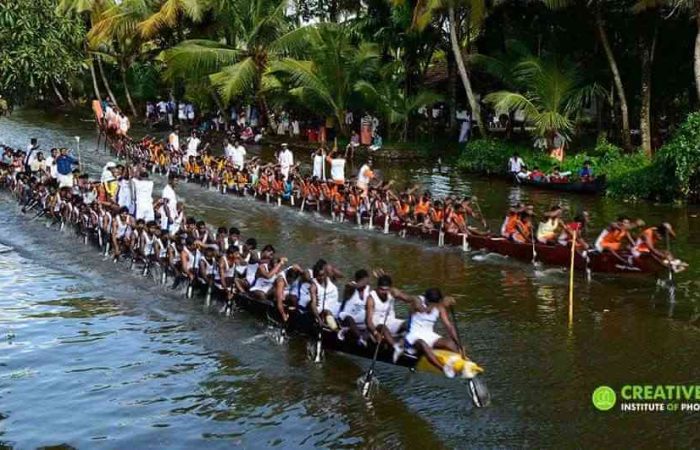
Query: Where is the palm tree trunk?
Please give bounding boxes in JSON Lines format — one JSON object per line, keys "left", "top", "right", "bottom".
{"left": 97, "top": 55, "right": 119, "bottom": 107}
{"left": 694, "top": 1, "right": 700, "bottom": 103}
{"left": 50, "top": 79, "right": 66, "bottom": 104}
{"left": 89, "top": 54, "right": 102, "bottom": 103}
{"left": 640, "top": 25, "right": 658, "bottom": 157}
{"left": 120, "top": 65, "right": 138, "bottom": 118}
{"left": 448, "top": 6, "right": 486, "bottom": 137}
{"left": 596, "top": 9, "right": 631, "bottom": 151}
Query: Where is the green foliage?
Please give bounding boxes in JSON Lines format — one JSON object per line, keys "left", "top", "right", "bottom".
{"left": 654, "top": 111, "right": 700, "bottom": 199}
{"left": 483, "top": 56, "right": 606, "bottom": 143}
{"left": 457, "top": 137, "right": 663, "bottom": 200}
{"left": 0, "top": 0, "right": 85, "bottom": 103}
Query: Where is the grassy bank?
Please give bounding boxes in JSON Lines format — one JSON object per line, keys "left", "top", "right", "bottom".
{"left": 457, "top": 112, "right": 700, "bottom": 202}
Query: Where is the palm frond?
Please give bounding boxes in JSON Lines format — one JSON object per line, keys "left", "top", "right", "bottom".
{"left": 210, "top": 57, "right": 259, "bottom": 102}
{"left": 162, "top": 40, "right": 240, "bottom": 81}
{"left": 269, "top": 58, "right": 337, "bottom": 113}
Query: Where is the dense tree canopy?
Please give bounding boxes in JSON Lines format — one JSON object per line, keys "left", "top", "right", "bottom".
{"left": 0, "top": 0, "right": 85, "bottom": 104}
{"left": 1, "top": 0, "right": 699, "bottom": 155}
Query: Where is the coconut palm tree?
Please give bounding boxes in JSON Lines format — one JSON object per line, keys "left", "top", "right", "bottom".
{"left": 484, "top": 57, "right": 605, "bottom": 149}
{"left": 89, "top": 0, "right": 153, "bottom": 117}
{"left": 400, "top": 0, "right": 488, "bottom": 136}
{"left": 137, "top": 0, "right": 210, "bottom": 41}
{"left": 539, "top": 0, "right": 633, "bottom": 151}
{"left": 161, "top": 0, "right": 292, "bottom": 122}
{"left": 268, "top": 23, "right": 381, "bottom": 135}
{"left": 56, "top": 0, "right": 113, "bottom": 104}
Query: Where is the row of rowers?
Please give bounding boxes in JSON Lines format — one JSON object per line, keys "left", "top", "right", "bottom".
{"left": 500, "top": 204, "right": 680, "bottom": 265}
{"left": 105, "top": 134, "right": 681, "bottom": 266}
{"left": 21, "top": 178, "right": 468, "bottom": 378}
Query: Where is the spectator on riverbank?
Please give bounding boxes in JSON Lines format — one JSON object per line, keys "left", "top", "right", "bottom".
{"left": 369, "top": 132, "right": 383, "bottom": 152}
{"left": 508, "top": 152, "right": 525, "bottom": 176}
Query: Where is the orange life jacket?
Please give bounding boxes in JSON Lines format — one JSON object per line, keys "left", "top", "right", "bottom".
{"left": 415, "top": 199, "right": 430, "bottom": 215}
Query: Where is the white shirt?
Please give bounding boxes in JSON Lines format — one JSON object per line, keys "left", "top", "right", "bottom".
{"left": 168, "top": 132, "right": 179, "bottom": 150}
{"left": 330, "top": 158, "right": 346, "bottom": 182}
{"left": 45, "top": 156, "right": 56, "bottom": 178}
{"left": 357, "top": 164, "right": 371, "bottom": 186}
{"left": 119, "top": 115, "right": 130, "bottom": 133}
{"left": 162, "top": 184, "right": 178, "bottom": 218}
{"left": 278, "top": 149, "right": 294, "bottom": 168}
{"left": 312, "top": 154, "right": 324, "bottom": 179}
{"left": 231, "top": 145, "right": 246, "bottom": 169}
{"left": 132, "top": 179, "right": 154, "bottom": 210}
{"left": 186, "top": 137, "right": 200, "bottom": 157}
{"left": 508, "top": 157, "right": 525, "bottom": 173}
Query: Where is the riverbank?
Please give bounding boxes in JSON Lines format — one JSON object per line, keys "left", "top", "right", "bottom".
{"left": 2, "top": 108, "right": 700, "bottom": 449}
{"left": 457, "top": 112, "right": 700, "bottom": 203}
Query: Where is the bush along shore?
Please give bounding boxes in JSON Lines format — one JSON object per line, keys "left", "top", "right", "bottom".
{"left": 457, "top": 113, "right": 700, "bottom": 203}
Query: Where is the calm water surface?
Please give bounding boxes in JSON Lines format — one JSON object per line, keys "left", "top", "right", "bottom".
{"left": 0, "top": 110, "right": 699, "bottom": 449}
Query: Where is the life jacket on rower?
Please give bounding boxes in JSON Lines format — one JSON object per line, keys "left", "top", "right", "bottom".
{"left": 595, "top": 216, "right": 633, "bottom": 252}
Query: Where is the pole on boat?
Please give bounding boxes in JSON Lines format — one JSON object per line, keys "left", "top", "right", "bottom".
{"left": 531, "top": 231, "right": 538, "bottom": 266}
{"left": 75, "top": 136, "right": 82, "bottom": 171}
{"left": 568, "top": 230, "right": 576, "bottom": 327}
{"left": 359, "top": 299, "right": 393, "bottom": 399}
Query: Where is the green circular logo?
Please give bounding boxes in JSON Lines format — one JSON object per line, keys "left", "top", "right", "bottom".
{"left": 592, "top": 386, "right": 616, "bottom": 411}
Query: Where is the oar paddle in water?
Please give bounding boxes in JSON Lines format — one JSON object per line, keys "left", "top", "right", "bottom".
{"left": 359, "top": 298, "right": 393, "bottom": 399}
{"left": 449, "top": 304, "right": 490, "bottom": 408}
{"left": 313, "top": 285, "right": 328, "bottom": 363}
{"left": 471, "top": 196, "right": 490, "bottom": 233}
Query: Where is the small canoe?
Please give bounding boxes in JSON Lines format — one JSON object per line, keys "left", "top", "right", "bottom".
{"left": 514, "top": 175, "right": 606, "bottom": 194}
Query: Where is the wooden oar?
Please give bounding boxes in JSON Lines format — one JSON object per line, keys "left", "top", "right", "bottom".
{"left": 449, "top": 305, "right": 464, "bottom": 356}
{"left": 360, "top": 298, "right": 393, "bottom": 399}
{"left": 530, "top": 228, "right": 538, "bottom": 265}
{"left": 313, "top": 285, "right": 328, "bottom": 363}
{"left": 665, "top": 232, "right": 675, "bottom": 286}
{"left": 472, "top": 196, "right": 490, "bottom": 232}
{"left": 450, "top": 304, "right": 488, "bottom": 407}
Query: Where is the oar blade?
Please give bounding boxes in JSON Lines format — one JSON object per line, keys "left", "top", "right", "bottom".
{"left": 468, "top": 376, "right": 491, "bottom": 408}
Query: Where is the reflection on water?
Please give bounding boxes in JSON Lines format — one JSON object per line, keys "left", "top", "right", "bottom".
{"left": 1, "top": 110, "right": 699, "bottom": 448}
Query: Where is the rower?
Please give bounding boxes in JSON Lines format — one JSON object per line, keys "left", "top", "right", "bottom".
{"left": 216, "top": 246, "right": 240, "bottom": 297}
{"left": 198, "top": 247, "right": 218, "bottom": 288}
{"left": 632, "top": 223, "right": 683, "bottom": 269}
{"left": 273, "top": 264, "right": 304, "bottom": 322}
{"left": 111, "top": 206, "right": 134, "bottom": 259}
{"left": 414, "top": 193, "right": 430, "bottom": 223}
{"left": 594, "top": 216, "right": 636, "bottom": 263}
{"left": 558, "top": 212, "right": 589, "bottom": 249}
{"left": 511, "top": 211, "right": 533, "bottom": 244}
{"left": 249, "top": 255, "right": 288, "bottom": 300}
{"left": 404, "top": 288, "right": 464, "bottom": 377}
{"left": 366, "top": 275, "right": 410, "bottom": 362}
{"left": 500, "top": 206, "right": 519, "bottom": 239}
{"left": 215, "top": 227, "right": 229, "bottom": 252}
{"left": 306, "top": 259, "right": 341, "bottom": 330}
{"left": 180, "top": 237, "right": 198, "bottom": 283}
{"left": 356, "top": 159, "right": 374, "bottom": 195}
{"left": 337, "top": 269, "right": 371, "bottom": 346}
{"left": 536, "top": 205, "right": 563, "bottom": 244}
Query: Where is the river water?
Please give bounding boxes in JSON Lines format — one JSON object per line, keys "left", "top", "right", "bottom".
{"left": 1, "top": 110, "right": 698, "bottom": 449}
